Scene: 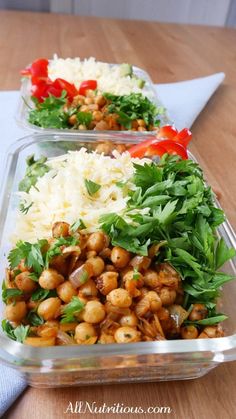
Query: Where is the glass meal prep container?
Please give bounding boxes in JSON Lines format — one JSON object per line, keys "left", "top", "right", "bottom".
{"left": 0, "top": 132, "right": 236, "bottom": 388}
{"left": 16, "top": 64, "right": 171, "bottom": 135}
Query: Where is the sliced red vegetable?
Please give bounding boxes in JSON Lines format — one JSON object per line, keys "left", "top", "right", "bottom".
{"left": 78, "top": 80, "right": 97, "bottom": 96}
{"left": 173, "top": 128, "right": 192, "bottom": 147}
{"left": 147, "top": 140, "right": 188, "bottom": 160}
{"left": 128, "top": 138, "right": 160, "bottom": 158}
{"left": 20, "top": 58, "right": 48, "bottom": 79}
{"left": 52, "top": 78, "right": 78, "bottom": 101}
{"left": 156, "top": 125, "right": 178, "bottom": 139}
{"left": 31, "top": 82, "right": 50, "bottom": 102}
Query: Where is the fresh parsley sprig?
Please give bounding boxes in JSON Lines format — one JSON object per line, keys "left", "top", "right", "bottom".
{"left": 61, "top": 296, "right": 85, "bottom": 324}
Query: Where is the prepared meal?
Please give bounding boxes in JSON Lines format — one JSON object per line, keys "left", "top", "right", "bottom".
{"left": 19, "top": 56, "right": 169, "bottom": 132}
{"left": 2, "top": 130, "right": 235, "bottom": 347}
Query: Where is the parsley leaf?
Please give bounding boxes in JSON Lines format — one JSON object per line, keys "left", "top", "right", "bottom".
{"left": 2, "top": 284, "right": 23, "bottom": 303}
{"left": 19, "top": 201, "right": 33, "bottom": 214}
{"left": 18, "top": 155, "right": 49, "bottom": 193}
{"left": 77, "top": 111, "right": 92, "bottom": 127}
{"left": 70, "top": 219, "right": 86, "bottom": 233}
{"left": 27, "top": 311, "right": 44, "bottom": 326}
{"left": 84, "top": 179, "right": 101, "bottom": 196}
{"left": 7, "top": 240, "right": 47, "bottom": 274}
{"left": 61, "top": 296, "right": 85, "bottom": 324}
{"left": 2, "top": 320, "right": 30, "bottom": 343}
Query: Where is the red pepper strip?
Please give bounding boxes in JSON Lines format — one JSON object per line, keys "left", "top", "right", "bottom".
{"left": 173, "top": 128, "right": 192, "bottom": 147}
{"left": 147, "top": 140, "right": 188, "bottom": 160}
{"left": 78, "top": 80, "right": 97, "bottom": 96}
{"left": 156, "top": 125, "right": 178, "bottom": 139}
{"left": 20, "top": 58, "right": 49, "bottom": 78}
{"left": 128, "top": 138, "right": 160, "bottom": 158}
{"left": 31, "top": 82, "right": 50, "bottom": 102}
{"left": 52, "top": 78, "right": 78, "bottom": 101}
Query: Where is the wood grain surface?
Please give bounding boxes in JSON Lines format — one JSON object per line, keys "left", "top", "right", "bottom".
{"left": 0, "top": 10, "right": 236, "bottom": 419}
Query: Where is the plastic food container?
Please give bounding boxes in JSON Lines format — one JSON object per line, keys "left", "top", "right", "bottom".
{"left": 0, "top": 133, "right": 236, "bottom": 388}
{"left": 16, "top": 64, "right": 171, "bottom": 135}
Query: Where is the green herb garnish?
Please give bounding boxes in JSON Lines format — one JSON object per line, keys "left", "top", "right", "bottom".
{"left": 2, "top": 320, "right": 30, "bottom": 343}
{"left": 99, "top": 154, "right": 236, "bottom": 323}
{"left": 61, "top": 296, "right": 85, "bottom": 324}
{"left": 70, "top": 219, "right": 86, "bottom": 233}
{"left": 84, "top": 179, "right": 101, "bottom": 196}
{"left": 18, "top": 155, "right": 49, "bottom": 193}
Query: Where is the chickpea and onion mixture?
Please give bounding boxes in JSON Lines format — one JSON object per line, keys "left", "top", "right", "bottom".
{"left": 2, "top": 152, "right": 235, "bottom": 346}
{"left": 2, "top": 224, "right": 224, "bottom": 346}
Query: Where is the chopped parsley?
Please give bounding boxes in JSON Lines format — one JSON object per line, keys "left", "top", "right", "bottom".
{"left": 61, "top": 297, "right": 85, "bottom": 324}
{"left": 84, "top": 179, "right": 101, "bottom": 196}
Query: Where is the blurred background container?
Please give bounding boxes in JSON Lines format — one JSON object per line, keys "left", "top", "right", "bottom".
{"left": 0, "top": 0, "right": 235, "bottom": 26}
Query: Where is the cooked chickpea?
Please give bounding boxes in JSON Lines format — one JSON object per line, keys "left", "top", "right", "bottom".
{"left": 200, "top": 326, "right": 224, "bottom": 338}
{"left": 137, "top": 119, "right": 146, "bottom": 127}
{"left": 75, "top": 322, "right": 97, "bottom": 344}
{"left": 82, "top": 300, "right": 106, "bottom": 323}
{"left": 180, "top": 325, "right": 199, "bottom": 339}
{"left": 88, "top": 104, "right": 99, "bottom": 111}
{"left": 37, "top": 321, "right": 59, "bottom": 338}
{"left": 99, "top": 247, "right": 111, "bottom": 259}
{"left": 189, "top": 304, "right": 208, "bottom": 321}
{"left": 135, "top": 291, "right": 162, "bottom": 317}
{"left": 57, "top": 281, "right": 77, "bottom": 303}
{"left": 92, "top": 110, "right": 103, "bottom": 122}
{"left": 99, "top": 333, "right": 116, "bottom": 344}
{"left": 68, "top": 115, "right": 77, "bottom": 126}
{"left": 159, "top": 287, "right": 176, "bottom": 306}
{"left": 86, "top": 250, "right": 97, "bottom": 259}
{"left": 110, "top": 247, "right": 131, "bottom": 269}
{"left": 104, "top": 264, "right": 116, "bottom": 272}
{"left": 130, "top": 256, "right": 151, "bottom": 271}
{"left": 38, "top": 297, "right": 61, "bottom": 320}
{"left": 94, "top": 120, "right": 109, "bottom": 130}
{"left": 95, "top": 142, "right": 113, "bottom": 155}
{"left": 138, "top": 126, "right": 146, "bottom": 132}
{"left": 78, "top": 124, "right": 87, "bottom": 130}
{"left": 94, "top": 95, "right": 106, "bottom": 107}
{"left": 143, "top": 270, "right": 161, "bottom": 289}
{"left": 107, "top": 288, "right": 132, "bottom": 308}
{"left": 52, "top": 221, "right": 70, "bottom": 238}
{"left": 96, "top": 271, "right": 118, "bottom": 295}
{"left": 87, "top": 256, "right": 105, "bottom": 277}
{"left": 87, "top": 232, "right": 107, "bottom": 253}
{"left": 120, "top": 312, "right": 138, "bottom": 327}
{"left": 78, "top": 279, "right": 98, "bottom": 298}
{"left": 114, "top": 326, "right": 141, "bottom": 343}
{"left": 5, "top": 301, "right": 27, "bottom": 322}
{"left": 15, "top": 271, "right": 37, "bottom": 293}
{"left": 39, "top": 268, "right": 64, "bottom": 290}
{"left": 84, "top": 97, "right": 94, "bottom": 105}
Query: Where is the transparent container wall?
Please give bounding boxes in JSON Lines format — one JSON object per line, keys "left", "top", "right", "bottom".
{"left": 16, "top": 65, "right": 171, "bottom": 135}
{"left": 0, "top": 133, "right": 236, "bottom": 387}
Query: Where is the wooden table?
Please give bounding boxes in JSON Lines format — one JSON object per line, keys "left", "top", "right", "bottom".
{"left": 1, "top": 10, "right": 236, "bottom": 419}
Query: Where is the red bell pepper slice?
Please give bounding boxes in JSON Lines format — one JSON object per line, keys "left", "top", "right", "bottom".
{"left": 21, "top": 58, "right": 48, "bottom": 78}
{"left": 173, "top": 128, "right": 192, "bottom": 147}
{"left": 156, "top": 125, "right": 178, "bottom": 139}
{"left": 78, "top": 80, "right": 97, "bottom": 96}
{"left": 147, "top": 140, "right": 188, "bottom": 160}
{"left": 128, "top": 138, "right": 160, "bottom": 158}
{"left": 52, "top": 78, "right": 78, "bottom": 101}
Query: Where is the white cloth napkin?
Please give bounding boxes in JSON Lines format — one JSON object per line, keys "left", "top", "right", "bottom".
{"left": 0, "top": 72, "right": 225, "bottom": 416}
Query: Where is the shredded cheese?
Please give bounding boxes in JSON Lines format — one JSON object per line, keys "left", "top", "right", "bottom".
{"left": 15, "top": 149, "right": 148, "bottom": 242}
{"left": 48, "top": 56, "right": 153, "bottom": 97}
